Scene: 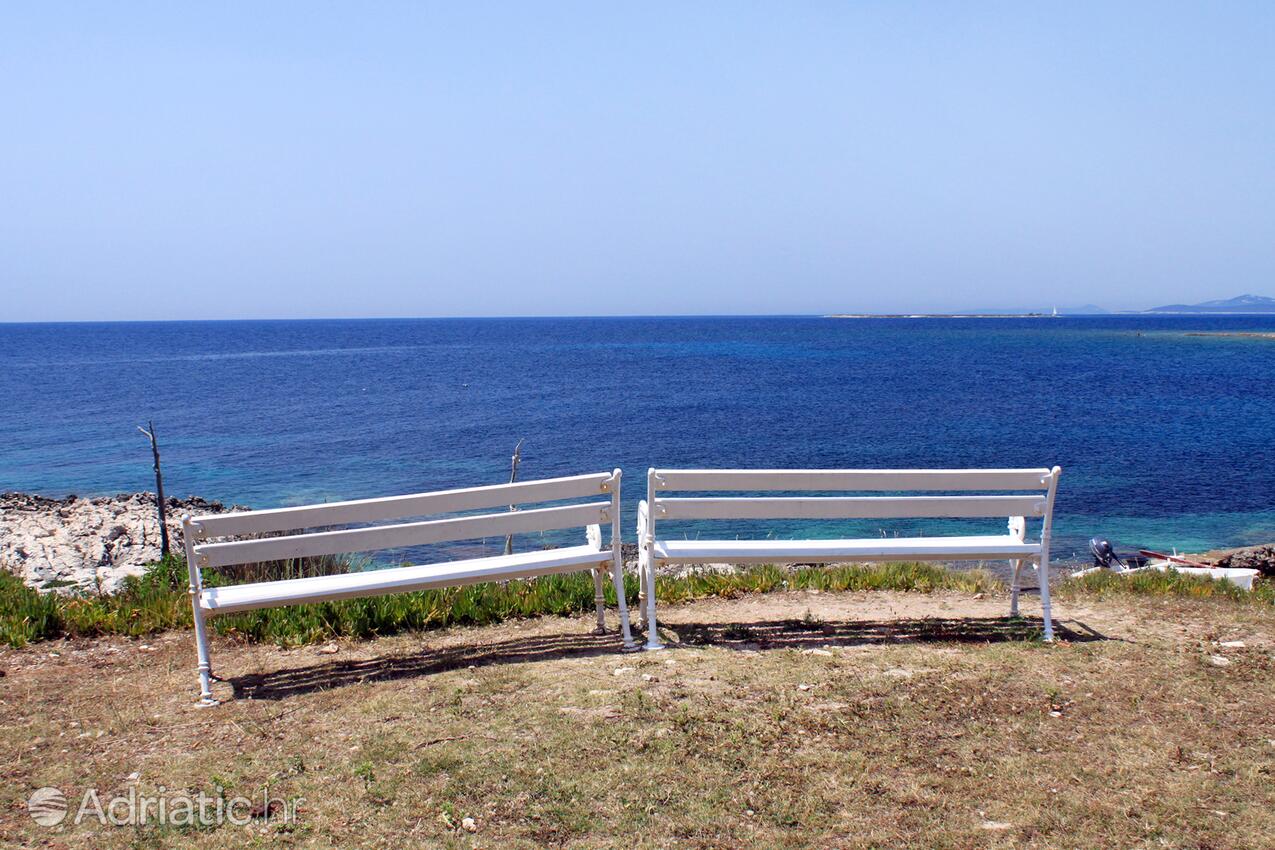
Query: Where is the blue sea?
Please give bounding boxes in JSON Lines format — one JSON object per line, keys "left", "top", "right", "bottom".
{"left": 2, "top": 316, "right": 1274, "bottom": 564}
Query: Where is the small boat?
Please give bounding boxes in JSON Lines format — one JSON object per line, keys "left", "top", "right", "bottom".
{"left": 1138, "top": 550, "right": 1259, "bottom": 592}
{"left": 1072, "top": 540, "right": 1259, "bottom": 591}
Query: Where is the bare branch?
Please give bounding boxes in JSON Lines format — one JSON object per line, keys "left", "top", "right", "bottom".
{"left": 504, "top": 439, "right": 524, "bottom": 556}
{"left": 140, "top": 420, "right": 170, "bottom": 558}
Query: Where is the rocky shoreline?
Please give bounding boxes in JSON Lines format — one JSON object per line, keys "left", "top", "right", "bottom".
{"left": 0, "top": 492, "right": 238, "bottom": 594}
{"left": 3, "top": 492, "right": 1272, "bottom": 595}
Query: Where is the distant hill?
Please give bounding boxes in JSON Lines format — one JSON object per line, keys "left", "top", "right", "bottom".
{"left": 1147, "top": 294, "right": 1275, "bottom": 313}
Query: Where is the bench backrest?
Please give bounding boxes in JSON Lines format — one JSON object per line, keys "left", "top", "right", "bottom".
{"left": 182, "top": 470, "right": 622, "bottom": 574}
{"left": 643, "top": 467, "right": 1061, "bottom": 542}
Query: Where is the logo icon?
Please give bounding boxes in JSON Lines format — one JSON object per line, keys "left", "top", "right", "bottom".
{"left": 28, "top": 787, "right": 68, "bottom": 826}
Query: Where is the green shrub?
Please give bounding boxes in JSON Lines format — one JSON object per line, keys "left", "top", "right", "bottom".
{"left": 9, "top": 555, "right": 1264, "bottom": 650}
{"left": 0, "top": 570, "right": 62, "bottom": 647}
{"left": 1059, "top": 566, "right": 1275, "bottom": 605}
{"left": 0, "top": 557, "right": 1005, "bottom": 649}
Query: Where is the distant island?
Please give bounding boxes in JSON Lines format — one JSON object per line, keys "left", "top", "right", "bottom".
{"left": 826, "top": 312, "right": 1057, "bottom": 319}
{"left": 828, "top": 294, "right": 1275, "bottom": 318}
{"left": 827, "top": 304, "right": 1102, "bottom": 318}
{"left": 1146, "top": 294, "right": 1275, "bottom": 314}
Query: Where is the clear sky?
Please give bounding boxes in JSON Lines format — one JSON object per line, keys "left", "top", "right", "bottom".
{"left": 2, "top": 3, "right": 1272, "bottom": 320}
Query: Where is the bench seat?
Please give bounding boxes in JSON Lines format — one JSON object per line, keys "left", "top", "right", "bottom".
{"left": 653, "top": 535, "right": 1041, "bottom": 564}
{"left": 201, "top": 544, "right": 610, "bottom": 615}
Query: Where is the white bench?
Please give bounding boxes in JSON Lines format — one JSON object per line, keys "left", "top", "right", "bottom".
{"left": 636, "top": 467, "right": 1062, "bottom": 649}
{"left": 182, "top": 470, "right": 634, "bottom": 705}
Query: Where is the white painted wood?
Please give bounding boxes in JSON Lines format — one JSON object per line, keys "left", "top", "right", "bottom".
{"left": 201, "top": 545, "right": 610, "bottom": 614}
{"left": 655, "top": 495, "right": 1046, "bottom": 520}
{"left": 191, "top": 472, "right": 613, "bottom": 538}
{"left": 586, "top": 523, "right": 606, "bottom": 631}
{"left": 181, "top": 515, "right": 217, "bottom": 706}
{"left": 641, "top": 474, "right": 662, "bottom": 649}
{"left": 639, "top": 465, "right": 1062, "bottom": 650}
{"left": 636, "top": 499, "right": 650, "bottom": 633}
{"left": 653, "top": 536, "right": 1041, "bottom": 563}
{"left": 1037, "top": 466, "right": 1062, "bottom": 640}
{"left": 652, "top": 468, "right": 1053, "bottom": 492}
{"left": 608, "top": 470, "right": 636, "bottom": 649}
{"left": 1007, "top": 516, "right": 1027, "bottom": 618}
{"left": 196, "top": 502, "right": 610, "bottom": 568}
{"left": 181, "top": 470, "right": 634, "bottom": 703}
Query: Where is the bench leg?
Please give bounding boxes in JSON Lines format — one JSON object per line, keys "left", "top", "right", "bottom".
{"left": 644, "top": 553, "right": 663, "bottom": 650}
{"left": 190, "top": 594, "right": 218, "bottom": 707}
{"left": 609, "top": 553, "right": 637, "bottom": 651}
{"left": 636, "top": 546, "right": 648, "bottom": 631}
{"left": 1009, "top": 559, "right": 1025, "bottom": 617}
{"left": 590, "top": 568, "right": 607, "bottom": 634}
{"left": 1039, "top": 555, "right": 1055, "bottom": 642}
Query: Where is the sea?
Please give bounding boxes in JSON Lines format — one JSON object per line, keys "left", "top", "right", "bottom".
{"left": 2, "top": 315, "right": 1274, "bottom": 564}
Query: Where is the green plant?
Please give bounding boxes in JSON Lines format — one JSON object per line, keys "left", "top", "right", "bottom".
{"left": 5, "top": 554, "right": 1265, "bottom": 650}
{"left": 1059, "top": 566, "right": 1275, "bottom": 605}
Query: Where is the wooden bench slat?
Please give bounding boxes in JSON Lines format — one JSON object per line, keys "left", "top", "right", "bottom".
{"left": 655, "top": 495, "right": 1046, "bottom": 520}
{"left": 651, "top": 468, "right": 1052, "bottom": 492}
{"left": 653, "top": 535, "right": 1042, "bottom": 563}
{"left": 191, "top": 472, "right": 614, "bottom": 538}
{"left": 195, "top": 501, "right": 610, "bottom": 569}
{"left": 201, "top": 545, "right": 609, "bottom": 614}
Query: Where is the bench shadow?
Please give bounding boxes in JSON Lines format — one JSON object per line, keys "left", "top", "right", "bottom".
{"left": 669, "top": 615, "right": 1109, "bottom": 649}
{"left": 229, "top": 630, "right": 627, "bottom": 701}
{"left": 229, "top": 616, "right": 1109, "bottom": 701}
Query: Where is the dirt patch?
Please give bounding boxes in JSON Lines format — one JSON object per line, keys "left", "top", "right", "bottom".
{"left": 1, "top": 589, "right": 1272, "bottom": 848}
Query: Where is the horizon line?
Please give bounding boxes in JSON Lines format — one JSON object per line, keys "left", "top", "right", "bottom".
{"left": 0, "top": 310, "right": 1214, "bottom": 326}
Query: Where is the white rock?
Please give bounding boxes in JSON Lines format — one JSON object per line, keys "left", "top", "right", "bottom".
{"left": 0, "top": 493, "right": 238, "bottom": 594}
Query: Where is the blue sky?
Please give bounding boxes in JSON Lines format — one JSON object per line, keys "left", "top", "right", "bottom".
{"left": 2, "top": 3, "right": 1272, "bottom": 320}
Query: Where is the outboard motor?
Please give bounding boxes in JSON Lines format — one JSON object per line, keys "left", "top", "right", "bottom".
{"left": 1089, "top": 538, "right": 1129, "bottom": 571}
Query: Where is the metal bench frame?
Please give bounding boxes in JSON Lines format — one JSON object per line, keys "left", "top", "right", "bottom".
{"left": 182, "top": 470, "right": 634, "bottom": 705}
{"left": 636, "top": 466, "right": 1062, "bottom": 649}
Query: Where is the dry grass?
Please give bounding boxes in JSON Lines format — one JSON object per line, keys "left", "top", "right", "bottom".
{"left": 1, "top": 589, "right": 1272, "bottom": 849}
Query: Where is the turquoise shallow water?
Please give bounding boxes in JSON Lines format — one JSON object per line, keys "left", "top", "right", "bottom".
{"left": 2, "top": 315, "right": 1273, "bottom": 563}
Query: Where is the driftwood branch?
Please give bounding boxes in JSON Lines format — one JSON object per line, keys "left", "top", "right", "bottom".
{"left": 504, "top": 438, "right": 524, "bottom": 556}
{"left": 138, "top": 420, "right": 169, "bottom": 557}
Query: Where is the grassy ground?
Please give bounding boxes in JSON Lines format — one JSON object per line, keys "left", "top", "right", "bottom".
{"left": 4, "top": 554, "right": 1272, "bottom": 651}
{"left": 1, "top": 581, "right": 1272, "bottom": 849}
{"left": 0, "top": 557, "right": 1004, "bottom": 648}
